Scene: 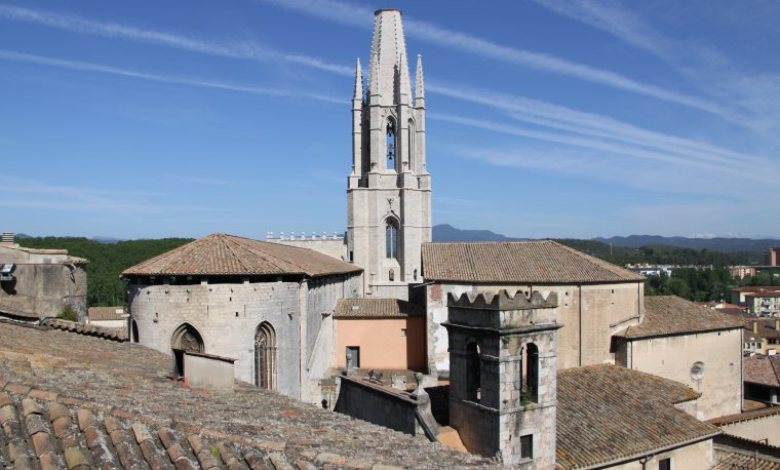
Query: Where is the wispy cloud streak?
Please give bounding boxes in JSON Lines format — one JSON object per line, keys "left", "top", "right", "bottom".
{"left": 255, "top": 0, "right": 738, "bottom": 121}
{"left": 427, "top": 82, "right": 769, "bottom": 170}
{"left": 0, "top": 49, "right": 344, "bottom": 104}
{"left": 0, "top": 4, "right": 352, "bottom": 76}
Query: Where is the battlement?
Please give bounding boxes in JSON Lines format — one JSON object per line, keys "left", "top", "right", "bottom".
{"left": 447, "top": 289, "right": 557, "bottom": 311}
{"left": 266, "top": 231, "right": 345, "bottom": 241}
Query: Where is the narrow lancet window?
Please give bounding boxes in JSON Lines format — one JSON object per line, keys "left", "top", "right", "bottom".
{"left": 386, "top": 220, "right": 399, "bottom": 259}
{"left": 386, "top": 119, "right": 396, "bottom": 171}
{"left": 524, "top": 343, "right": 539, "bottom": 403}
{"left": 408, "top": 118, "right": 415, "bottom": 169}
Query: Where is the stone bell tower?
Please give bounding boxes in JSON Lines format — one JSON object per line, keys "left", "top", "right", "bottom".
{"left": 444, "top": 290, "right": 560, "bottom": 468}
{"left": 347, "top": 9, "right": 432, "bottom": 300}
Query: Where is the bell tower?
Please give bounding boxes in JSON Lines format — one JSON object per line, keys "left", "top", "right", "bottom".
{"left": 347, "top": 9, "right": 431, "bottom": 299}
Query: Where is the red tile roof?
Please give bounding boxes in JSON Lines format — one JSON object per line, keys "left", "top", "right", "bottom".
{"left": 744, "top": 355, "right": 780, "bottom": 388}
{"left": 334, "top": 298, "right": 425, "bottom": 318}
{"left": 122, "top": 233, "right": 361, "bottom": 278}
{"left": 421, "top": 240, "right": 644, "bottom": 284}
{"left": 557, "top": 365, "right": 719, "bottom": 469}
{"left": 617, "top": 296, "right": 744, "bottom": 339}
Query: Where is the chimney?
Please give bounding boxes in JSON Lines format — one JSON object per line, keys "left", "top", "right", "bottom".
{"left": 775, "top": 318, "right": 779, "bottom": 331}
{"left": 753, "top": 321, "right": 759, "bottom": 334}
{"left": 0, "top": 232, "right": 14, "bottom": 245}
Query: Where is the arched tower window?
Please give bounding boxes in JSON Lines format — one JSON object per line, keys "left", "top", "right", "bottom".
{"left": 524, "top": 343, "right": 539, "bottom": 403}
{"left": 131, "top": 319, "right": 139, "bottom": 343}
{"left": 466, "top": 342, "right": 481, "bottom": 402}
{"left": 408, "top": 118, "right": 415, "bottom": 169}
{"left": 386, "top": 119, "right": 396, "bottom": 171}
{"left": 385, "top": 219, "right": 399, "bottom": 259}
{"left": 255, "top": 322, "right": 277, "bottom": 390}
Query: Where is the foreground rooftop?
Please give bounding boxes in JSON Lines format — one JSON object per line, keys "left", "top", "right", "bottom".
{"left": 0, "top": 321, "right": 490, "bottom": 469}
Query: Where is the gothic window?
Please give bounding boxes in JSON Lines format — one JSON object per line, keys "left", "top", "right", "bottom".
{"left": 385, "top": 219, "right": 399, "bottom": 259}
{"left": 171, "top": 323, "right": 204, "bottom": 378}
{"left": 255, "top": 322, "right": 276, "bottom": 390}
{"left": 466, "top": 342, "right": 481, "bottom": 402}
{"left": 386, "top": 119, "right": 396, "bottom": 171}
{"left": 524, "top": 343, "right": 539, "bottom": 403}
{"left": 171, "top": 323, "right": 204, "bottom": 353}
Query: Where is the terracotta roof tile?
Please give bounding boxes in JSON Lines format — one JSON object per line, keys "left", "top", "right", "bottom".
{"left": 0, "top": 322, "right": 492, "bottom": 469}
{"left": 618, "top": 296, "right": 744, "bottom": 339}
{"left": 557, "top": 365, "right": 719, "bottom": 469}
{"left": 122, "top": 233, "right": 361, "bottom": 278}
{"left": 334, "top": 298, "right": 425, "bottom": 318}
{"left": 744, "top": 355, "right": 780, "bottom": 388}
{"left": 713, "top": 453, "right": 780, "bottom": 469}
{"left": 421, "top": 240, "right": 644, "bottom": 284}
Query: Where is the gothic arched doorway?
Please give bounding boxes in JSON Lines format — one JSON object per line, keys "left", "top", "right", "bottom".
{"left": 255, "top": 322, "right": 277, "bottom": 390}
{"left": 171, "top": 323, "right": 204, "bottom": 378}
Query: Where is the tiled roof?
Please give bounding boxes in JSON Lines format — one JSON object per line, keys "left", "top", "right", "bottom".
{"left": 733, "top": 286, "right": 780, "bottom": 294}
{"left": 421, "top": 240, "right": 644, "bottom": 284}
{"left": 713, "top": 454, "right": 780, "bottom": 470}
{"left": 617, "top": 296, "right": 744, "bottom": 339}
{"left": 556, "top": 364, "right": 719, "bottom": 469}
{"left": 87, "top": 306, "right": 127, "bottom": 321}
{"left": 0, "top": 322, "right": 492, "bottom": 469}
{"left": 744, "top": 355, "right": 780, "bottom": 388}
{"left": 334, "top": 298, "right": 425, "bottom": 318}
{"left": 40, "top": 318, "right": 127, "bottom": 342}
{"left": 708, "top": 405, "right": 780, "bottom": 427}
{"left": 122, "top": 233, "right": 361, "bottom": 278}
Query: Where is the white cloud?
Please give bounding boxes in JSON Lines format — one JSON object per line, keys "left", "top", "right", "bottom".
{"left": 0, "top": 49, "right": 344, "bottom": 104}
{"left": 0, "top": 4, "right": 352, "bottom": 76}
{"left": 255, "top": 0, "right": 739, "bottom": 122}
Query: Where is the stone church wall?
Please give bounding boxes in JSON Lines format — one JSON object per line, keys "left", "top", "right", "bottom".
{"left": 426, "top": 281, "right": 643, "bottom": 374}
{"left": 128, "top": 280, "right": 303, "bottom": 399}
{"left": 619, "top": 329, "right": 742, "bottom": 420}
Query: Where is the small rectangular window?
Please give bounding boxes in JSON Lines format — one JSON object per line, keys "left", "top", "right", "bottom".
{"left": 520, "top": 434, "right": 533, "bottom": 459}
{"left": 346, "top": 346, "right": 360, "bottom": 368}
{"left": 658, "top": 458, "right": 671, "bottom": 470}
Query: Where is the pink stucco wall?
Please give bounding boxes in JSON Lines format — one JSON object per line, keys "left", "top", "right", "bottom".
{"left": 336, "top": 317, "right": 426, "bottom": 370}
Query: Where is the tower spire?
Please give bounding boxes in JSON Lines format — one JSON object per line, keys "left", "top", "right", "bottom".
{"left": 353, "top": 57, "right": 363, "bottom": 102}
{"left": 414, "top": 54, "right": 425, "bottom": 108}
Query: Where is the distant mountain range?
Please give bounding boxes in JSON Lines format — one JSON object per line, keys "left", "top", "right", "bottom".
{"left": 432, "top": 225, "right": 778, "bottom": 254}
{"left": 594, "top": 235, "right": 779, "bottom": 254}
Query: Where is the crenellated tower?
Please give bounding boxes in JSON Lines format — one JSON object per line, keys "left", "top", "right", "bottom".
{"left": 347, "top": 9, "right": 431, "bottom": 299}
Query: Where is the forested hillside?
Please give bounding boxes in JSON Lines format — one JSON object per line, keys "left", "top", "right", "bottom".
{"left": 17, "top": 237, "right": 192, "bottom": 307}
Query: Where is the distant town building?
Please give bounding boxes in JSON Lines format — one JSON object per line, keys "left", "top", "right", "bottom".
{"left": 732, "top": 286, "right": 780, "bottom": 316}
{"left": 769, "top": 247, "right": 780, "bottom": 266}
{"left": 743, "top": 354, "right": 780, "bottom": 406}
{"left": 625, "top": 263, "right": 674, "bottom": 276}
{"left": 0, "top": 232, "right": 88, "bottom": 321}
{"left": 729, "top": 265, "right": 757, "bottom": 279}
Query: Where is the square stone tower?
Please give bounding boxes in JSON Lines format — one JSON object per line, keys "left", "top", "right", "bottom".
{"left": 347, "top": 9, "right": 432, "bottom": 300}
{"left": 444, "top": 290, "right": 560, "bottom": 468}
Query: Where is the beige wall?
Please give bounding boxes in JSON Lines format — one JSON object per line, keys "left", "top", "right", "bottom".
{"left": 426, "top": 281, "right": 643, "bottom": 373}
{"left": 185, "top": 353, "right": 234, "bottom": 390}
{"left": 336, "top": 317, "right": 426, "bottom": 370}
{"left": 720, "top": 413, "right": 780, "bottom": 447}
{"left": 603, "top": 439, "right": 713, "bottom": 469}
{"left": 619, "top": 329, "right": 742, "bottom": 420}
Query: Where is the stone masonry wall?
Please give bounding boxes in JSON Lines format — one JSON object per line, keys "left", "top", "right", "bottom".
{"left": 0, "top": 263, "right": 87, "bottom": 320}
{"left": 128, "top": 280, "right": 303, "bottom": 399}
{"left": 427, "top": 281, "right": 642, "bottom": 374}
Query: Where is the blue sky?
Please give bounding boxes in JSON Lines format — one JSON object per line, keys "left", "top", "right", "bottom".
{"left": 1, "top": 1, "right": 778, "bottom": 240}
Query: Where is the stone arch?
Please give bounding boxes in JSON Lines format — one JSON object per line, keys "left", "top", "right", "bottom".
{"left": 255, "top": 322, "right": 277, "bottom": 390}
{"left": 171, "top": 323, "right": 204, "bottom": 353}
{"left": 130, "top": 319, "right": 139, "bottom": 343}
{"left": 465, "top": 341, "right": 481, "bottom": 402}
{"left": 171, "top": 323, "right": 204, "bottom": 378}
{"left": 523, "top": 343, "right": 539, "bottom": 403}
